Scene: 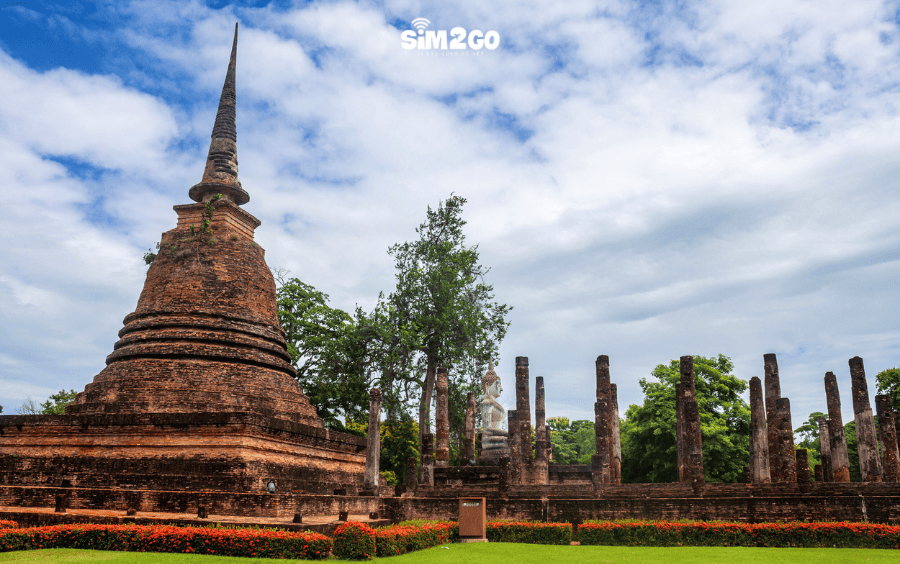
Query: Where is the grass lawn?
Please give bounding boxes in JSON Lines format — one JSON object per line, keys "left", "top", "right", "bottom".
{"left": 1, "top": 544, "right": 898, "bottom": 563}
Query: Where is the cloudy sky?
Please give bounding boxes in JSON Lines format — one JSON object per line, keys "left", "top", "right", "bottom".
{"left": 1, "top": 0, "right": 899, "bottom": 429}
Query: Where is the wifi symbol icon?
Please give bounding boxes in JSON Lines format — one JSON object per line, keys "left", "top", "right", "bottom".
{"left": 411, "top": 18, "right": 430, "bottom": 34}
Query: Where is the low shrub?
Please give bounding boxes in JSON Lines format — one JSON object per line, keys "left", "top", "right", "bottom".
{"left": 487, "top": 521, "right": 572, "bottom": 545}
{"left": 576, "top": 520, "right": 900, "bottom": 549}
{"left": 0, "top": 521, "right": 17, "bottom": 530}
{"left": 333, "top": 521, "right": 376, "bottom": 560}
{"left": 0, "top": 523, "right": 331, "bottom": 559}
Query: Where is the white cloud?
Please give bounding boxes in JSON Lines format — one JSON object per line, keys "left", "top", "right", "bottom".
{"left": 2, "top": 0, "right": 900, "bottom": 429}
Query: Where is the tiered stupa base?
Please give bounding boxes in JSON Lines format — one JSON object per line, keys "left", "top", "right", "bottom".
{"left": 0, "top": 411, "right": 364, "bottom": 517}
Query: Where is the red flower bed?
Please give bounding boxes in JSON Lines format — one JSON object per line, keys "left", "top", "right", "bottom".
{"left": 375, "top": 522, "right": 457, "bottom": 556}
{"left": 333, "top": 521, "right": 376, "bottom": 560}
{"left": 577, "top": 520, "right": 900, "bottom": 549}
{"left": 332, "top": 521, "right": 458, "bottom": 559}
{"left": 0, "top": 521, "right": 17, "bottom": 530}
{"left": 0, "top": 523, "right": 331, "bottom": 559}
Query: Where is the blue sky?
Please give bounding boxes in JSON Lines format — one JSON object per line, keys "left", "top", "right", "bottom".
{"left": 2, "top": 0, "right": 900, "bottom": 430}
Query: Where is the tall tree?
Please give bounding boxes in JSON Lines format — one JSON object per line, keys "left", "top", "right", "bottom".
{"left": 620, "top": 354, "right": 750, "bottom": 483}
{"left": 385, "top": 195, "right": 511, "bottom": 451}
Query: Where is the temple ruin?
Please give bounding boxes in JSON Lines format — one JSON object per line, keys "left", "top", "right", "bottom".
{"left": 2, "top": 24, "right": 900, "bottom": 529}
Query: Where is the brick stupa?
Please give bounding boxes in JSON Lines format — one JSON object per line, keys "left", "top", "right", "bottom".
{"left": 66, "top": 24, "right": 318, "bottom": 426}
{"left": 0, "top": 24, "right": 365, "bottom": 516}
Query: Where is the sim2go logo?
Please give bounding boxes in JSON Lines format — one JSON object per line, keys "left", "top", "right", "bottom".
{"left": 401, "top": 18, "right": 500, "bottom": 51}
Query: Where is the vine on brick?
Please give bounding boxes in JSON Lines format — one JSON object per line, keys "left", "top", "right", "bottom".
{"left": 143, "top": 193, "right": 223, "bottom": 265}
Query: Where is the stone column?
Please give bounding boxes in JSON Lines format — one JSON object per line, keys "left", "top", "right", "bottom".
{"left": 405, "top": 456, "right": 418, "bottom": 495}
{"left": 435, "top": 368, "right": 450, "bottom": 468}
{"left": 875, "top": 395, "right": 900, "bottom": 482}
{"left": 675, "top": 383, "right": 684, "bottom": 482}
{"left": 849, "top": 357, "right": 883, "bottom": 482}
{"left": 795, "top": 448, "right": 811, "bottom": 492}
{"left": 363, "top": 388, "right": 382, "bottom": 492}
{"left": 817, "top": 416, "right": 832, "bottom": 482}
{"left": 775, "top": 398, "right": 796, "bottom": 483}
{"left": 508, "top": 409, "right": 520, "bottom": 484}
{"left": 824, "top": 371, "right": 851, "bottom": 482}
{"left": 463, "top": 392, "right": 477, "bottom": 464}
{"left": 610, "top": 383, "right": 621, "bottom": 484}
{"left": 595, "top": 355, "right": 611, "bottom": 484}
{"left": 593, "top": 400, "right": 610, "bottom": 484}
{"left": 515, "top": 357, "right": 532, "bottom": 472}
{"left": 534, "top": 376, "right": 549, "bottom": 485}
{"left": 421, "top": 433, "right": 434, "bottom": 486}
{"left": 764, "top": 353, "right": 782, "bottom": 482}
{"left": 749, "top": 376, "right": 771, "bottom": 483}
{"left": 680, "top": 356, "right": 704, "bottom": 487}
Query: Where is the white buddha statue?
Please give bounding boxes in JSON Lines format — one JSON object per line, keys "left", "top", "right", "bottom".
{"left": 480, "top": 362, "right": 509, "bottom": 461}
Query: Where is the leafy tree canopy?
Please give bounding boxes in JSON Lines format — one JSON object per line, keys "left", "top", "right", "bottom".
{"left": 875, "top": 368, "right": 900, "bottom": 410}
{"left": 276, "top": 275, "right": 363, "bottom": 427}
{"left": 547, "top": 417, "right": 595, "bottom": 465}
{"left": 620, "top": 354, "right": 750, "bottom": 484}
{"left": 795, "top": 411, "right": 826, "bottom": 450}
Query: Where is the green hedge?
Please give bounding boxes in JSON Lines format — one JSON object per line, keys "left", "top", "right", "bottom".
{"left": 577, "top": 520, "right": 900, "bottom": 549}
{"left": 0, "top": 523, "right": 332, "bottom": 558}
{"left": 486, "top": 521, "right": 572, "bottom": 545}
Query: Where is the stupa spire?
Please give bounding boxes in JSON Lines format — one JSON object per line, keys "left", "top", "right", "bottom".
{"left": 189, "top": 22, "right": 250, "bottom": 206}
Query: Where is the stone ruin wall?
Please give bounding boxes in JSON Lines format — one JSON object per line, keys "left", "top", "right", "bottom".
{"left": 415, "top": 351, "right": 900, "bottom": 524}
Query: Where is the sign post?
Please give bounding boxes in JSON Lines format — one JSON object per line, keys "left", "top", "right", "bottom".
{"left": 459, "top": 497, "right": 487, "bottom": 542}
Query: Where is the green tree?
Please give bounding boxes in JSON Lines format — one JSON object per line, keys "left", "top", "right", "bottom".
{"left": 17, "top": 389, "right": 78, "bottom": 415}
{"left": 620, "top": 354, "right": 750, "bottom": 484}
{"left": 547, "top": 417, "right": 595, "bottom": 464}
{"left": 276, "top": 276, "right": 362, "bottom": 426}
{"left": 875, "top": 368, "right": 900, "bottom": 410}
{"left": 275, "top": 271, "right": 427, "bottom": 427}
{"left": 40, "top": 389, "right": 78, "bottom": 414}
{"left": 385, "top": 195, "right": 511, "bottom": 452}
{"left": 275, "top": 274, "right": 404, "bottom": 428}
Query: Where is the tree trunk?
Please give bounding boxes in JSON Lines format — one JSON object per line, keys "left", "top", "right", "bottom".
{"left": 385, "top": 369, "right": 396, "bottom": 422}
{"left": 418, "top": 359, "right": 436, "bottom": 478}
